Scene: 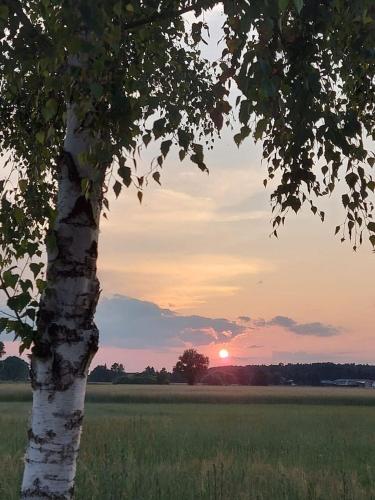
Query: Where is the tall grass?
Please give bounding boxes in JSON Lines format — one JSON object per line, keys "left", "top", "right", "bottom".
{"left": 2, "top": 383, "right": 375, "bottom": 405}
{"left": 1, "top": 386, "right": 375, "bottom": 499}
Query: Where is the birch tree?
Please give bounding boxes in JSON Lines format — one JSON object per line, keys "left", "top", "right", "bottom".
{"left": 0, "top": 0, "right": 374, "bottom": 498}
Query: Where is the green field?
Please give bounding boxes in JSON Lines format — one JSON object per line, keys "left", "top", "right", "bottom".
{"left": 2, "top": 384, "right": 375, "bottom": 499}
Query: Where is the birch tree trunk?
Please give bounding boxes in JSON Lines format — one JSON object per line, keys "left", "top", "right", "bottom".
{"left": 21, "top": 106, "right": 104, "bottom": 499}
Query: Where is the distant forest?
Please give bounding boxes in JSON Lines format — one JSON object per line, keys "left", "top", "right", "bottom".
{"left": 88, "top": 362, "right": 375, "bottom": 386}
{"left": 1, "top": 352, "right": 375, "bottom": 385}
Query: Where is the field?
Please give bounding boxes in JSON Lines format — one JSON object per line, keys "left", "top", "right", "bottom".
{"left": 2, "top": 384, "right": 375, "bottom": 499}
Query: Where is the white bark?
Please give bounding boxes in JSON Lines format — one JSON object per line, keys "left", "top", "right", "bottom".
{"left": 21, "top": 105, "right": 103, "bottom": 499}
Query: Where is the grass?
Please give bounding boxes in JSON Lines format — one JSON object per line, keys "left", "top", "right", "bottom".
{"left": 2, "top": 382, "right": 375, "bottom": 405}
{"left": 1, "top": 384, "right": 375, "bottom": 499}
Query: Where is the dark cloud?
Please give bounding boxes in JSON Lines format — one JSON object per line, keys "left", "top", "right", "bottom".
{"left": 238, "top": 316, "right": 251, "bottom": 322}
{"left": 253, "top": 319, "right": 266, "bottom": 327}
{"left": 269, "top": 315, "right": 340, "bottom": 337}
{"left": 93, "top": 296, "right": 341, "bottom": 351}
{"left": 96, "top": 295, "right": 245, "bottom": 349}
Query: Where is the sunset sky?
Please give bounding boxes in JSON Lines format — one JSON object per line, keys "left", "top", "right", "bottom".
{"left": 2, "top": 7, "right": 374, "bottom": 371}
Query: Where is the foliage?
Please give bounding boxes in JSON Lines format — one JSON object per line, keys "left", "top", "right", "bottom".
{"left": 250, "top": 367, "right": 270, "bottom": 386}
{"left": 142, "top": 366, "right": 157, "bottom": 377}
{"left": 0, "top": 341, "right": 5, "bottom": 358}
{"left": 156, "top": 367, "right": 170, "bottom": 385}
{"left": 113, "top": 374, "right": 157, "bottom": 384}
{"left": 110, "top": 362, "right": 125, "bottom": 375}
{"left": 88, "top": 363, "right": 126, "bottom": 383}
{"left": 201, "top": 371, "right": 224, "bottom": 385}
{"left": 207, "top": 362, "right": 375, "bottom": 386}
{"left": 113, "top": 367, "right": 170, "bottom": 384}
{"left": 0, "top": 356, "right": 29, "bottom": 381}
{"left": 173, "top": 348, "right": 209, "bottom": 385}
{"left": 223, "top": 0, "right": 375, "bottom": 249}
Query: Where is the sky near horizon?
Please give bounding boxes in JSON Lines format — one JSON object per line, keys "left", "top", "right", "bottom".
{"left": 2, "top": 7, "right": 375, "bottom": 371}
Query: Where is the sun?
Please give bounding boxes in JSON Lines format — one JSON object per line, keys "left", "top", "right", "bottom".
{"left": 219, "top": 348, "right": 229, "bottom": 359}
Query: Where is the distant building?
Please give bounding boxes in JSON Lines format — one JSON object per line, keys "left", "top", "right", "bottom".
{"left": 321, "top": 379, "right": 374, "bottom": 388}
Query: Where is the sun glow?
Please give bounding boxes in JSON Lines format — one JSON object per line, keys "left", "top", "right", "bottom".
{"left": 219, "top": 348, "right": 229, "bottom": 359}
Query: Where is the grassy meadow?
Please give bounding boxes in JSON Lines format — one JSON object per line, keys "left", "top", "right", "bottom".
{"left": 2, "top": 384, "right": 375, "bottom": 499}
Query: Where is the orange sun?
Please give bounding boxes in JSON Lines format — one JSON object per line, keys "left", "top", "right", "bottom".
{"left": 219, "top": 348, "right": 229, "bottom": 359}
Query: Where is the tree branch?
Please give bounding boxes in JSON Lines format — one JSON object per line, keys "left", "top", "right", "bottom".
{"left": 123, "top": 0, "right": 220, "bottom": 32}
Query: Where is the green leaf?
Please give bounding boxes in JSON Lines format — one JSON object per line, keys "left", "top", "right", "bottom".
{"left": 345, "top": 172, "right": 358, "bottom": 189}
{"left": 30, "top": 263, "right": 43, "bottom": 278}
{"left": 153, "top": 118, "right": 166, "bottom": 140}
{"left": 90, "top": 83, "right": 103, "bottom": 99}
{"left": 113, "top": 180, "right": 122, "bottom": 198}
{"left": 8, "top": 292, "right": 31, "bottom": 313}
{"left": 45, "top": 231, "right": 57, "bottom": 252}
{"left": 36, "top": 279, "right": 46, "bottom": 293}
{"left": 234, "top": 133, "right": 242, "bottom": 147}
{"left": 179, "top": 150, "right": 186, "bottom": 162}
{"left": 160, "top": 140, "right": 172, "bottom": 158}
{"left": 286, "top": 196, "right": 301, "bottom": 213}
{"left": 142, "top": 134, "right": 151, "bottom": 147}
{"left": 0, "top": 5, "right": 9, "bottom": 21}
{"left": 35, "top": 131, "right": 45, "bottom": 144}
{"left": 14, "top": 207, "right": 25, "bottom": 225}
{"left": 152, "top": 172, "right": 161, "bottom": 185}
{"left": 0, "top": 317, "right": 8, "bottom": 332}
{"left": 2, "top": 270, "right": 19, "bottom": 289}
{"left": 42, "top": 98, "right": 58, "bottom": 122}
{"left": 18, "top": 179, "right": 27, "bottom": 193}
{"left": 278, "top": 0, "right": 289, "bottom": 11}
{"left": 254, "top": 119, "right": 267, "bottom": 140}
{"left": 293, "top": 0, "right": 303, "bottom": 13}
{"left": 113, "top": 2, "right": 122, "bottom": 16}
{"left": 118, "top": 166, "right": 132, "bottom": 187}
{"left": 177, "top": 130, "right": 190, "bottom": 150}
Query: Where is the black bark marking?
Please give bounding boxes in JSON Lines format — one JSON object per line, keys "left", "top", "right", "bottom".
{"left": 51, "top": 352, "right": 78, "bottom": 392}
{"left": 58, "top": 151, "right": 80, "bottom": 184}
{"left": 61, "top": 195, "right": 97, "bottom": 228}
{"left": 78, "top": 326, "right": 99, "bottom": 377}
{"left": 28, "top": 429, "right": 57, "bottom": 445}
{"left": 87, "top": 239, "right": 98, "bottom": 258}
{"left": 48, "top": 324, "right": 83, "bottom": 345}
{"left": 64, "top": 410, "right": 84, "bottom": 430}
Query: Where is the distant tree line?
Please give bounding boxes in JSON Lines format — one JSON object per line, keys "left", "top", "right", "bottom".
{"left": 88, "top": 355, "right": 375, "bottom": 386}
{"left": 204, "top": 363, "right": 375, "bottom": 386}
{"left": 88, "top": 364, "right": 171, "bottom": 385}
{"left": 3, "top": 338, "right": 375, "bottom": 387}
{"left": 0, "top": 344, "right": 29, "bottom": 381}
